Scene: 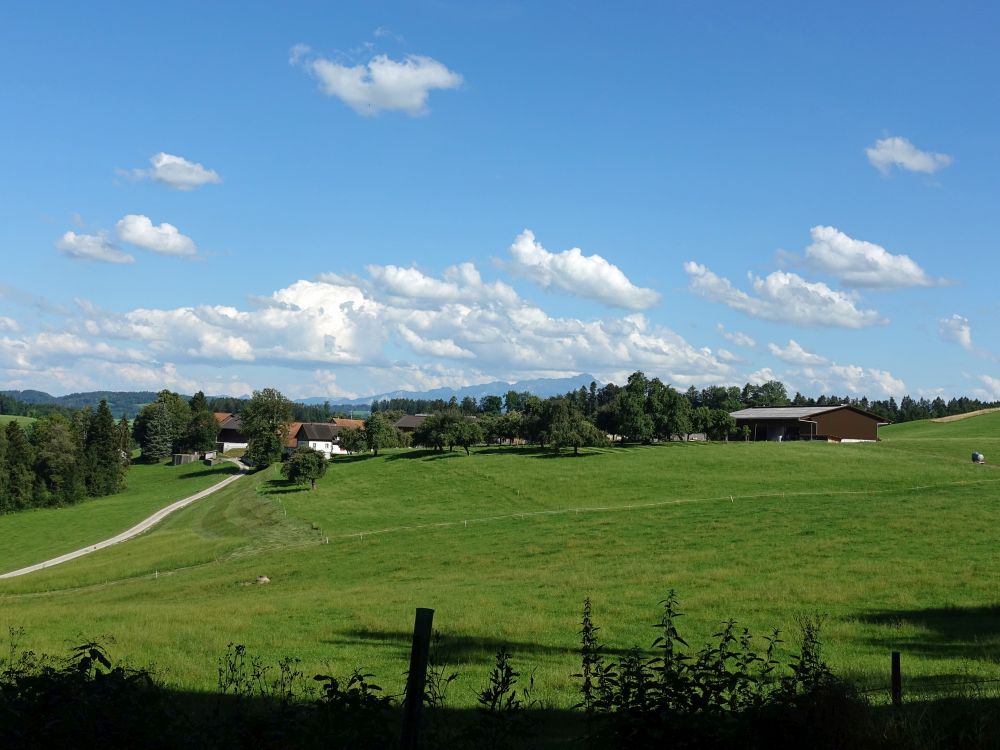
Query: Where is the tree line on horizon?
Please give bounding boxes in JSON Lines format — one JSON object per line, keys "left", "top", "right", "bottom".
{"left": 370, "top": 378, "right": 997, "bottom": 425}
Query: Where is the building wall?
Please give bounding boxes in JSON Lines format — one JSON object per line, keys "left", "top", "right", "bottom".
{"left": 811, "top": 408, "right": 879, "bottom": 441}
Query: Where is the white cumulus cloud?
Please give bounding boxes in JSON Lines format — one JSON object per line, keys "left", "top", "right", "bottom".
{"left": 801, "top": 226, "right": 940, "bottom": 289}
{"left": 768, "top": 340, "right": 829, "bottom": 365}
{"left": 302, "top": 51, "right": 463, "bottom": 115}
{"left": 508, "top": 230, "right": 660, "bottom": 310}
{"left": 116, "top": 214, "right": 198, "bottom": 257}
{"left": 125, "top": 152, "right": 222, "bottom": 190}
{"left": 938, "top": 314, "right": 973, "bottom": 351}
{"left": 866, "top": 136, "right": 953, "bottom": 175}
{"left": 684, "top": 262, "right": 885, "bottom": 328}
{"left": 56, "top": 231, "right": 134, "bottom": 264}
{"left": 0, "top": 317, "right": 19, "bottom": 333}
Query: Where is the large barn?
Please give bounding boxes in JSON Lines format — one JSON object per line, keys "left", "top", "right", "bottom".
{"left": 729, "top": 405, "right": 888, "bottom": 442}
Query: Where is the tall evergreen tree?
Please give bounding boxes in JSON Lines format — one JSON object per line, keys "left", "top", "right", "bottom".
{"left": 136, "top": 401, "right": 175, "bottom": 462}
{"left": 86, "top": 399, "right": 126, "bottom": 496}
{"left": 3, "top": 421, "right": 35, "bottom": 512}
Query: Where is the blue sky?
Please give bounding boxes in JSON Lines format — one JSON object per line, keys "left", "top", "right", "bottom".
{"left": 1, "top": 1, "right": 997, "bottom": 400}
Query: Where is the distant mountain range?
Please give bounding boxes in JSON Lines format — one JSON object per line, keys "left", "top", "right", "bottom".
{"left": 298, "top": 374, "right": 602, "bottom": 406}
{"left": 1, "top": 374, "right": 602, "bottom": 416}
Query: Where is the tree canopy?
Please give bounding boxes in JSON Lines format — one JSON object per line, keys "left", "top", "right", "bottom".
{"left": 242, "top": 388, "right": 293, "bottom": 468}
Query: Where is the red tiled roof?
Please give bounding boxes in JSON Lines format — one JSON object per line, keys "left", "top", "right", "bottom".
{"left": 285, "top": 422, "right": 303, "bottom": 448}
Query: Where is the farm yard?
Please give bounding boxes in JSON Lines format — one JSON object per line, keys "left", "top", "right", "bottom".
{"left": 1, "top": 413, "right": 998, "bottom": 712}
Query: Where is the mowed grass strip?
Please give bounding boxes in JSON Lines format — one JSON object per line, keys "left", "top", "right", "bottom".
{"left": 0, "top": 459, "right": 240, "bottom": 572}
{"left": 1, "top": 415, "right": 999, "bottom": 707}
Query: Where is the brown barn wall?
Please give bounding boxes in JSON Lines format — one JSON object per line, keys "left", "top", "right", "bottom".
{"left": 811, "top": 408, "right": 879, "bottom": 441}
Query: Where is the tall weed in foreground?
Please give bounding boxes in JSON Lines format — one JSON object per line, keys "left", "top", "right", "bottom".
{"left": 575, "top": 591, "right": 872, "bottom": 748}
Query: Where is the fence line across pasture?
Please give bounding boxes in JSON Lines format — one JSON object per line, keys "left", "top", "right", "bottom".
{"left": 331, "top": 474, "right": 1000, "bottom": 545}
{"left": 4, "top": 472, "right": 998, "bottom": 599}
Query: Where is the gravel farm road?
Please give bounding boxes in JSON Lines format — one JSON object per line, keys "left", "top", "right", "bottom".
{"left": 0, "top": 460, "right": 247, "bottom": 580}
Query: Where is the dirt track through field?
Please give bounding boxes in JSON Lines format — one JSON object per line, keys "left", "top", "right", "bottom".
{"left": 0, "top": 461, "right": 246, "bottom": 580}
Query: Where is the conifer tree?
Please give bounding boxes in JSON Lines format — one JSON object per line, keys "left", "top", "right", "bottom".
{"left": 32, "top": 414, "right": 85, "bottom": 506}
{"left": 86, "top": 399, "right": 126, "bottom": 496}
{"left": 137, "top": 401, "right": 175, "bottom": 462}
{"left": 3, "top": 421, "right": 35, "bottom": 512}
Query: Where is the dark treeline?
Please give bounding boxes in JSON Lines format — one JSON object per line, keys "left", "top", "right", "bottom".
{"left": 0, "top": 392, "right": 69, "bottom": 419}
{"left": 1, "top": 390, "right": 161, "bottom": 419}
{"left": 0, "top": 400, "right": 130, "bottom": 514}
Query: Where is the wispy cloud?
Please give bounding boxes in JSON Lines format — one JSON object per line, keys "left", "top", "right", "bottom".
{"left": 684, "top": 262, "right": 885, "bottom": 328}
{"left": 938, "top": 314, "right": 973, "bottom": 351}
{"left": 866, "top": 136, "right": 952, "bottom": 176}
{"left": 56, "top": 231, "right": 134, "bottom": 264}
{"left": 768, "top": 339, "right": 829, "bottom": 365}
{"left": 122, "top": 152, "right": 222, "bottom": 190}
{"left": 716, "top": 324, "right": 755, "bottom": 348}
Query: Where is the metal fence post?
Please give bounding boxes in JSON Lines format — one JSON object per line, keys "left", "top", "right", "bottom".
{"left": 401, "top": 607, "right": 434, "bottom": 750}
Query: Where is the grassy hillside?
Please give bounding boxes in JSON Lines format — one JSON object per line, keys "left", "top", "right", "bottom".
{"left": 1, "top": 414, "right": 36, "bottom": 428}
{"left": 0, "top": 459, "right": 240, "bottom": 573}
{"left": 1, "top": 415, "right": 998, "bottom": 708}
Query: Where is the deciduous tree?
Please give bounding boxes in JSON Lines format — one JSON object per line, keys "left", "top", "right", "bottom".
{"left": 281, "top": 447, "right": 328, "bottom": 490}
{"left": 242, "top": 388, "right": 294, "bottom": 468}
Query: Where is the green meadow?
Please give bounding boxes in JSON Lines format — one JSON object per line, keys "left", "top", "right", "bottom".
{"left": 1, "top": 414, "right": 36, "bottom": 428}
{"left": 0, "top": 459, "right": 239, "bottom": 572}
{"left": 1, "top": 415, "right": 998, "bottom": 708}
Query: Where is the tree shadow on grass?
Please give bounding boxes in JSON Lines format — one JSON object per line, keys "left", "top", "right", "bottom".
{"left": 176, "top": 467, "right": 240, "bottom": 480}
{"left": 385, "top": 450, "right": 461, "bottom": 461}
{"left": 529, "top": 450, "right": 605, "bottom": 459}
{"left": 850, "top": 604, "right": 1000, "bottom": 663}
{"left": 259, "top": 479, "right": 308, "bottom": 495}
{"left": 322, "top": 628, "right": 646, "bottom": 661}
{"left": 332, "top": 453, "right": 378, "bottom": 464}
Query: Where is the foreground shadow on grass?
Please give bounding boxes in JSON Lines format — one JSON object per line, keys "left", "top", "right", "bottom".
{"left": 852, "top": 604, "right": 1000, "bottom": 664}
{"left": 8, "top": 680, "right": 1000, "bottom": 749}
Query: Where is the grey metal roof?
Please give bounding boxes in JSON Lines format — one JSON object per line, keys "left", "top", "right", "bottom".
{"left": 729, "top": 406, "right": 846, "bottom": 420}
{"left": 293, "top": 423, "right": 341, "bottom": 441}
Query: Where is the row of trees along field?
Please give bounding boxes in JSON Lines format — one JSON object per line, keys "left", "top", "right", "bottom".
{"left": 0, "top": 400, "right": 129, "bottom": 513}
{"left": 371, "top": 376, "right": 999, "bottom": 425}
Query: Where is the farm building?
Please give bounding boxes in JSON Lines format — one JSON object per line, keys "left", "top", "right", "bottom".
{"left": 730, "top": 405, "right": 888, "bottom": 442}
{"left": 215, "top": 413, "right": 248, "bottom": 452}
{"left": 393, "top": 414, "right": 429, "bottom": 433}
{"left": 285, "top": 422, "right": 353, "bottom": 458}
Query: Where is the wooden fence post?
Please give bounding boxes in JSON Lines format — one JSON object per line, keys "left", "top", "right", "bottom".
{"left": 891, "top": 651, "right": 901, "bottom": 707}
{"left": 401, "top": 607, "right": 435, "bottom": 750}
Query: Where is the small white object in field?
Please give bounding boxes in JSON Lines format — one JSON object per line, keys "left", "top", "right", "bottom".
{"left": 972, "top": 452, "right": 985, "bottom": 464}
{"left": 256, "top": 575, "right": 271, "bottom": 584}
